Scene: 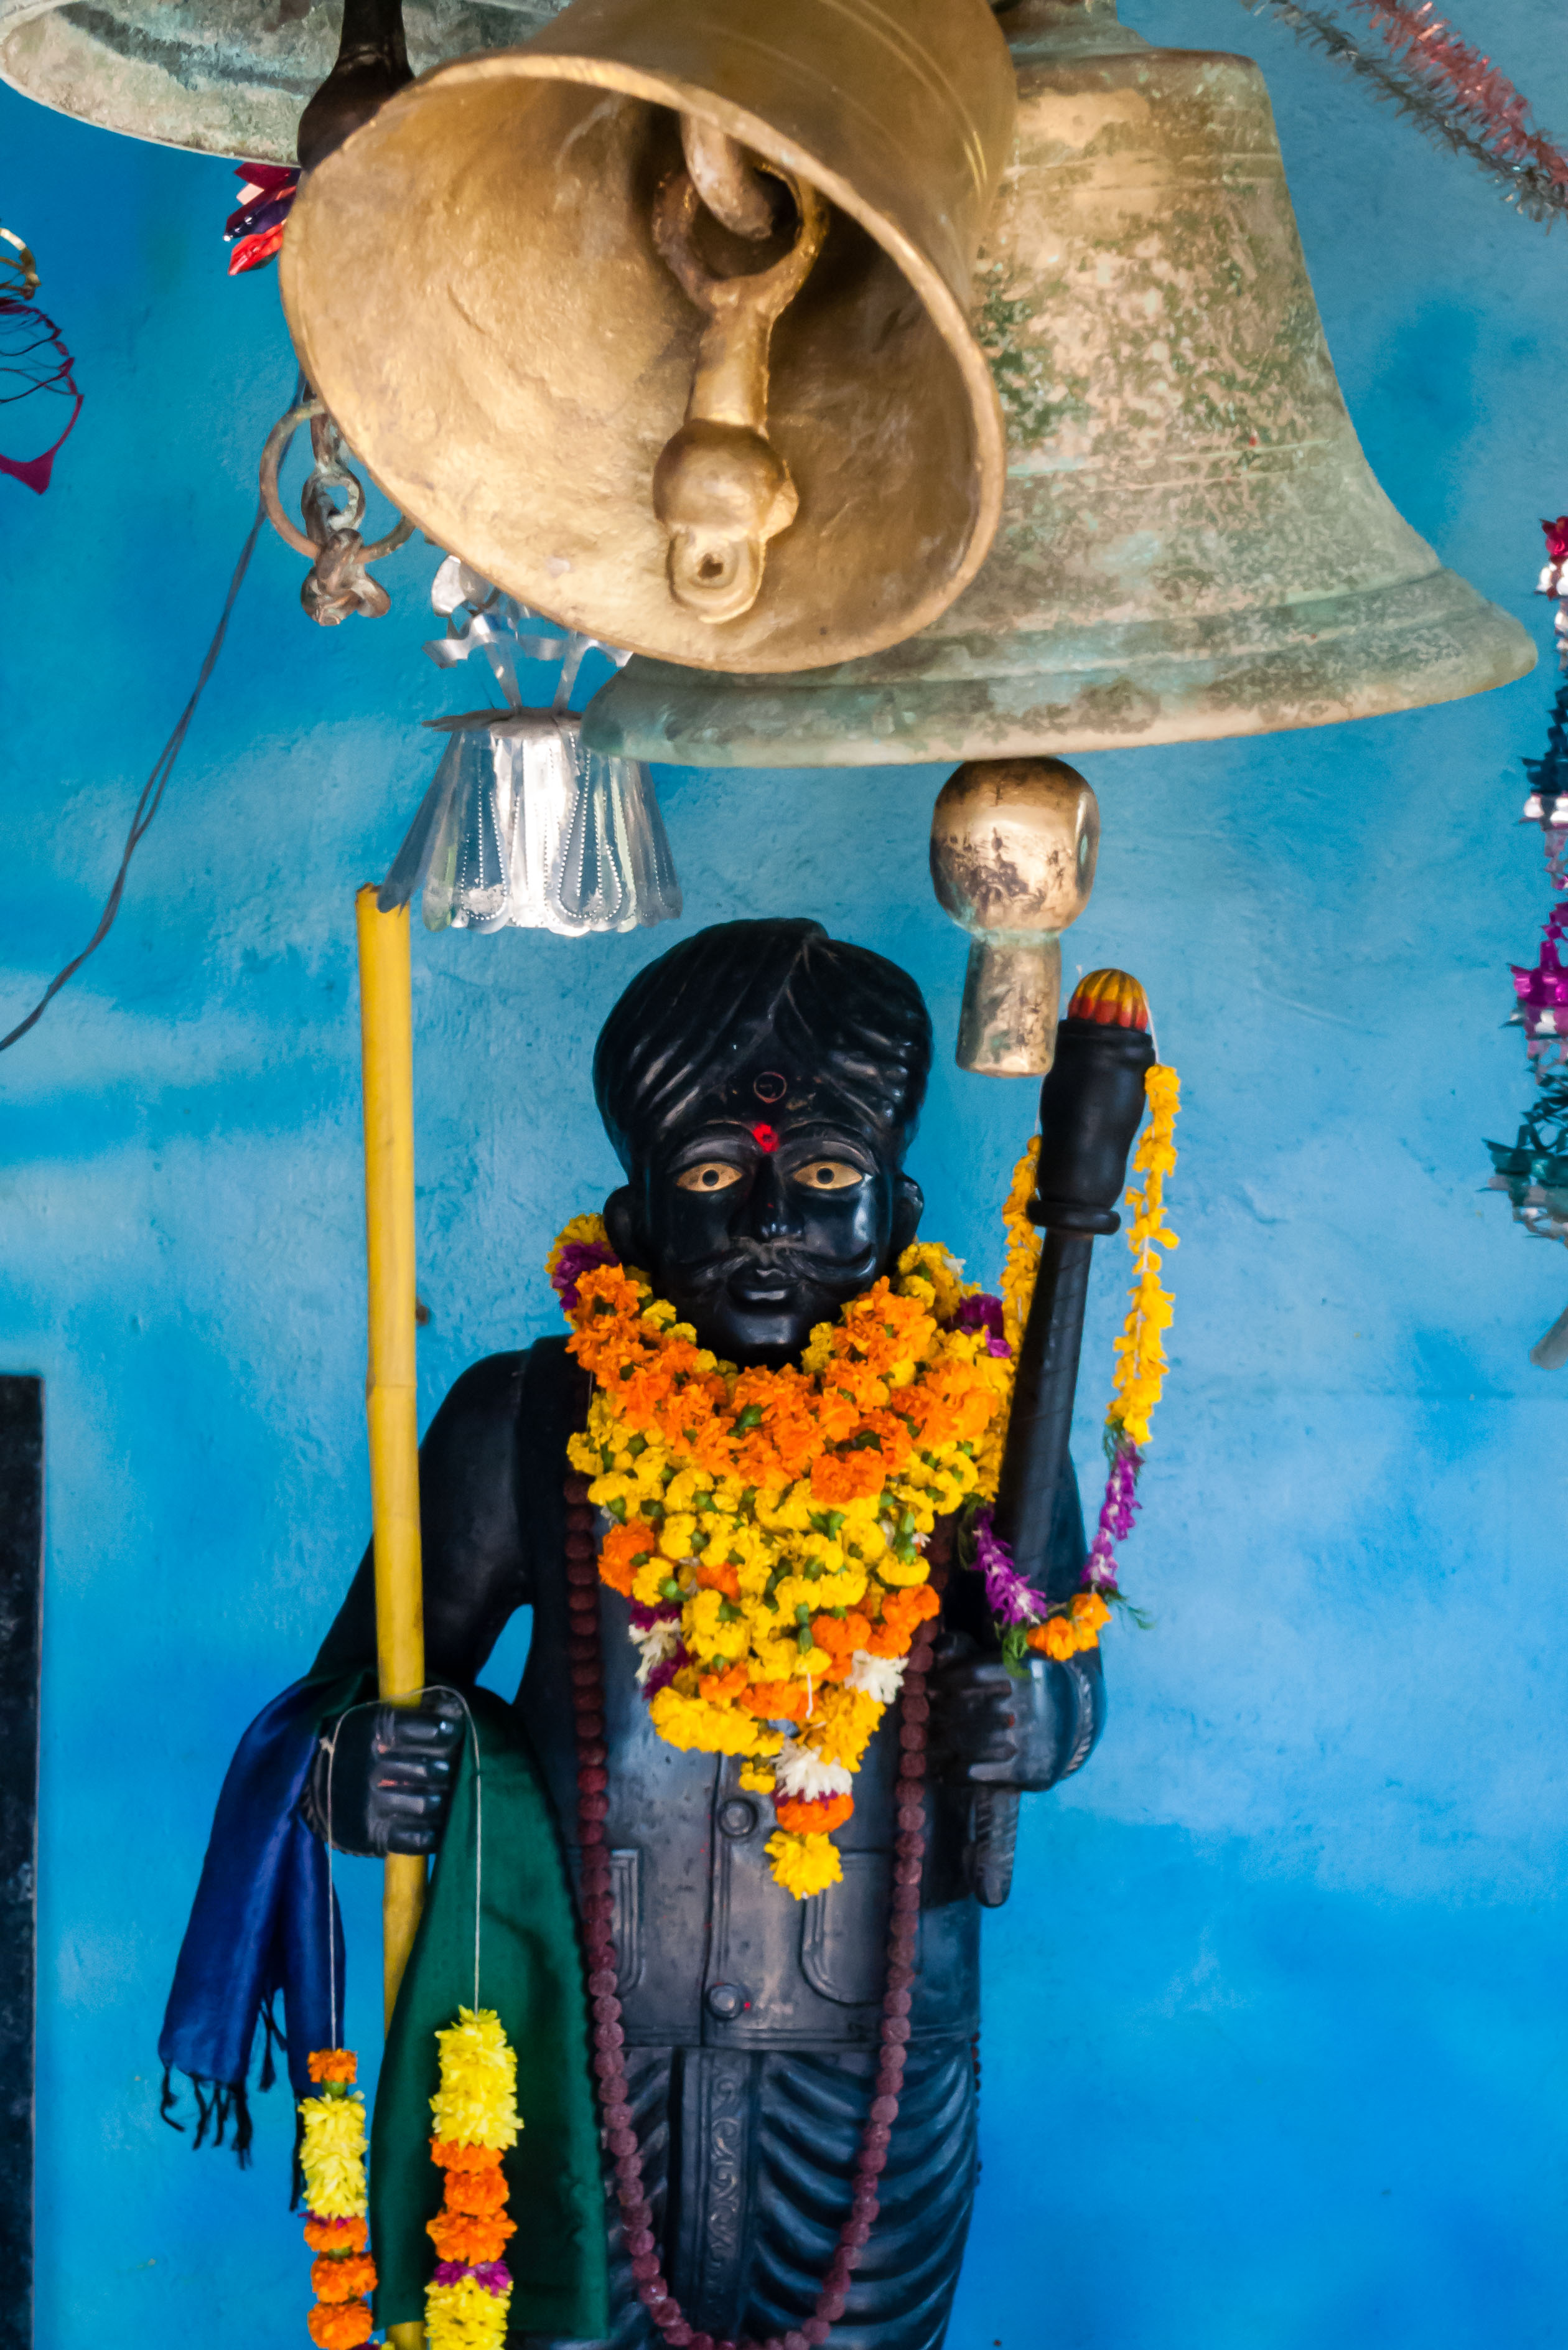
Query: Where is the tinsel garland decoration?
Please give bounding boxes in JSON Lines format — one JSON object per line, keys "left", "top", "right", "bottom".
{"left": 225, "top": 166, "right": 300, "bottom": 275}
{"left": 1237, "top": 0, "right": 1568, "bottom": 225}
{"left": 424, "top": 2008, "right": 522, "bottom": 2350}
{"left": 1, "top": 223, "right": 83, "bottom": 494}
{"left": 1535, "top": 518, "right": 1568, "bottom": 669}
{"left": 299, "top": 2050, "right": 376, "bottom": 2349}
{"left": 1485, "top": 685, "right": 1568, "bottom": 1354}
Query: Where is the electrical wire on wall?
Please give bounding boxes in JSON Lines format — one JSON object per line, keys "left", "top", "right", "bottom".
{"left": 0, "top": 495, "right": 266, "bottom": 1052}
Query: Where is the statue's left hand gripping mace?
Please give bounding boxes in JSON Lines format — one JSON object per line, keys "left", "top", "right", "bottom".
{"left": 931, "top": 760, "right": 1154, "bottom": 1906}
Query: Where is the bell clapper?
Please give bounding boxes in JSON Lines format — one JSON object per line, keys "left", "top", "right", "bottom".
{"left": 258, "top": 388, "right": 413, "bottom": 625}
{"left": 651, "top": 124, "right": 828, "bottom": 625}
{"left": 930, "top": 758, "right": 1101, "bottom": 1075}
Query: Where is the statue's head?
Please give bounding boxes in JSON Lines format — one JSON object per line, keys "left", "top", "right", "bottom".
{"left": 594, "top": 919, "right": 931, "bottom": 1365}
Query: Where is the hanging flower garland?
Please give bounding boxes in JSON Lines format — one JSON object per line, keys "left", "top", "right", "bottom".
{"left": 973, "top": 1059, "right": 1181, "bottom": 1665}
{"left": 299, "top": 2050, "right": 376, "bottom": 2349}
{"left": 549, "top": 1028, "right": 1180, "bottom": 1898}
{"left": 424, "top": 2007, "right": 522, "bottom": 2350}
{"left": 550, "top": 1220, "right": 1014, "bottom": 1898}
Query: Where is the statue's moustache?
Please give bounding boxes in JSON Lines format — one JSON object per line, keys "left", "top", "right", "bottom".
{"left": 687, "top": 1242, "right": 874, "bottom": 1290}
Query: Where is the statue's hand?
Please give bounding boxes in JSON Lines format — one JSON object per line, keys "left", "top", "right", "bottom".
{"left": 300, "top": 1696, "right": 464, "bottom": 1857}
{"left": 930, "top": 1635, "right": 1104, "bottom": 1792}
{"left": 1033, "top": 1014, "right": 1157, "bottom": 1234}
{"left": 927, "top": 1638, "right": 1020, "bottom": 1786}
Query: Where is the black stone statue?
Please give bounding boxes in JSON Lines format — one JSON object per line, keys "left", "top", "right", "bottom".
{"left": 302, "top": 919, "right": 1152, "bottom": 2349}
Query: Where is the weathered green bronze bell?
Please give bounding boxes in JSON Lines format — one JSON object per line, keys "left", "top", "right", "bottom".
{"left": 0, "top": 0, "right": 558, "bottom": 160}
{"left": 584, "top": 0, "right": 1534, "bottom": 767}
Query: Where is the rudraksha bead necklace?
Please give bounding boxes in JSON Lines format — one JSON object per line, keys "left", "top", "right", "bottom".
{"left": 563, "top": 1466, "right": 937, "bottom": 2350}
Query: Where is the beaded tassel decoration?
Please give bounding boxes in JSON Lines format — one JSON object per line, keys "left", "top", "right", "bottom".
{"left": 424, "top": 2007, "right": 523, "bottom": 2350}
{"left": 566, "top": 1461, "right": 947, "bottom": 2350}
{"left": 299, "top": 2050, "right": 376, "bottom": 2348}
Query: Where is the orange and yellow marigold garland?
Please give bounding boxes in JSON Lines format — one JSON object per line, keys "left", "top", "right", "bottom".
{"left": 299, "top": 2050, "right": 375, "bottom": 2349}
{"left": 550, "top": 1220, "right": 1014, "bottom": 1898}
{"left": 549, "top": 1042, "right": 1180, "bottom": 1896}
{"left": 423, "top": 2007, "right": 522, "bottom": 2350}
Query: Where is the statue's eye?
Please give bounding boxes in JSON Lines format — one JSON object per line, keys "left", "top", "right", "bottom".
{"left": 793, "top": 1161, "right": 864, "bottom": 1192}
{"left": 676, "top": 1162, "right": 743, "bottom": 1194}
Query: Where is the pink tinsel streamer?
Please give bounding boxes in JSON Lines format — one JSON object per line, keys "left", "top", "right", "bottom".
{"left": 1241, "top": 0, "right": 1568, "bottom": 223}
{"left": 1348, "top": 0, "right": 1568, "bottom": 195}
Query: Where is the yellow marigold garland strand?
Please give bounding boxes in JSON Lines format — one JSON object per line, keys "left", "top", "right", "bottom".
{"left": 1108, "top": 1064, "right": 1180, "bottom": 1448}
{"left": 981, "top": 1060, "right": 1182, "bottom": 1659}
{"left": 299, "top": 2049, "right": 375, "bottom": 2349}
{"left": 424, "top": 2008, "right": 523, "bottom": 2350}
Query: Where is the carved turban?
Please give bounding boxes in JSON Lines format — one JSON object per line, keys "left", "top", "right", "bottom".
{"left": 594, "top": 919, "right": 932, "bottom": 1173}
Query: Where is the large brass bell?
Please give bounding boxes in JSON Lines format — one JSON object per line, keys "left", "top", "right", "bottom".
{"left": 584, "top": 0, "right": 1534, "bottom": 764}
{"left": 278, "top": 0, "right": 1016, "bottom": 672}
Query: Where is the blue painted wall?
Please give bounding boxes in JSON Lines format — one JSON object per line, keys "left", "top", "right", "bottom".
{"left": 2, "top": 0, "right": 1563, "bottom": 2338}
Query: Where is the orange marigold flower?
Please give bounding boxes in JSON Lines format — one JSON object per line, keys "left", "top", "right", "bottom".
{"left": 597, "top": 1519, "right": 653, "bottom": 1598}
{"left": 809, "top": 1449, "right": 887, "bottom": 1505}
{"left": 312, "top": 2253, "right": 378, "bottom": 2303}
{"left": 695, "top": 1560, "right": 740, "bottom": 1601}
{"left": 430, "top": 2138, "right": 506, "bottom": 2172}
{"left": 810, "top": 1612, "right": 872, "bottom": 1660}
{"left": 865, "top": 1579, "right": 939, "bottom": 1657}
{"left": 304, "top": 2216, "right": 368, "bottom": 2255}
{"left": 1070, "top": 1591, "right": 1112, "bottom": 1637}
{"left": 775, "top": 1791, "right": 853, "bottom": 1833}
{"left": 427, "top": 2208, "right": 516, "bottom": 2263}
{"left": 741, "top": 1678, "right": 808, "bottom": 1721}
{"left": 442, "top": 2163, "right": 512, "bottom": 2216}
{"left": 307, "top": 2301, "right": 373, "bottom": 2349}
{"left": 307, "top": 2049, "right": 357, "bottom": 2084}
{"left": 699, "top": 1661, "right": 750, "bottom": 1703}
{"left": 1027, "top": 1617, "right": 1084, "bottom": 1661}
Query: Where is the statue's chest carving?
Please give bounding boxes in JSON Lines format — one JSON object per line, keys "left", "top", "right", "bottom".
{"left": 522, "top": 1560, "right": 978, "bottom": 2048}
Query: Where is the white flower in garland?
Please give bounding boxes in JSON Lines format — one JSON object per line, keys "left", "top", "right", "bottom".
{"left": 628, "top": 1617, "right": 683, "bottom": 1687}
{"left": 775, "top": 1738, "right": 854, "bottom": 1802}
{"left": 846, "top": 1651, "right": 905, "bottom": 1705}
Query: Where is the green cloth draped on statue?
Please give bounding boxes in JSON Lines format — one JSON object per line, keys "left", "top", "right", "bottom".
{"left": 371, "top": 1687, "right": 610, "bottom": 2339}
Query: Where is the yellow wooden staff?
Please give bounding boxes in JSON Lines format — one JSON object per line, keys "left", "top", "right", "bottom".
{"left": 356, "top": 887, "right": 427, "bottom": 2350}
{"left": 355, "top": 886, "right": 426, "bottom": 2016}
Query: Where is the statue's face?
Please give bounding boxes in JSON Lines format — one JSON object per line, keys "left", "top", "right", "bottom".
{"left": 604, "top": 1082, "right": 922, "bottom": 1366}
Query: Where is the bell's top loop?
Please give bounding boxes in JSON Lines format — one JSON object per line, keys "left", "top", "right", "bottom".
{"left": 679, "top": 117, "right": 777, "bottom": 240}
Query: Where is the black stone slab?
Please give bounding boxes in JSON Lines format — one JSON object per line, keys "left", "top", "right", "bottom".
{"left": 0, "top": 1379, "right": 42, "bottom": 2350}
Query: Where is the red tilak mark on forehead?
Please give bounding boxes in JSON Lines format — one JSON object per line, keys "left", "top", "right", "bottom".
{"left": 751, "top": 1123, "right": 780, "bottom": 1154}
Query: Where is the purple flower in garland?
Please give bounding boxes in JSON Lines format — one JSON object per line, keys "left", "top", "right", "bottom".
{"left": 954, "top": 1293, "right": 1011, "bottom": 1358}
{"left": 1086, "top": 1435, "right": 1142, "bottom": 1591}
{"left": 550, "top": 1238, "right": 618, "bottom": 1310}
{"left": 972, "top": 1508, "right": 1044, "bottom": 1626}
{"left": 434, "top": 2261, "right": 513, "bottom": 2295}
{"left": 641, "top": 1648, "right": 688, "bottom": 1701}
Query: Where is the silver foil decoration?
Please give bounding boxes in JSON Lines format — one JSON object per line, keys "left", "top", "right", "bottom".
{"left": 378, "top": 558, "right": 682, "bottom": 935}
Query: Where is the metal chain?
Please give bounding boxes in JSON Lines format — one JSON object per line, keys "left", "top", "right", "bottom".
{"left": 258, "top": 386, "right": 414, "bottom": 625}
